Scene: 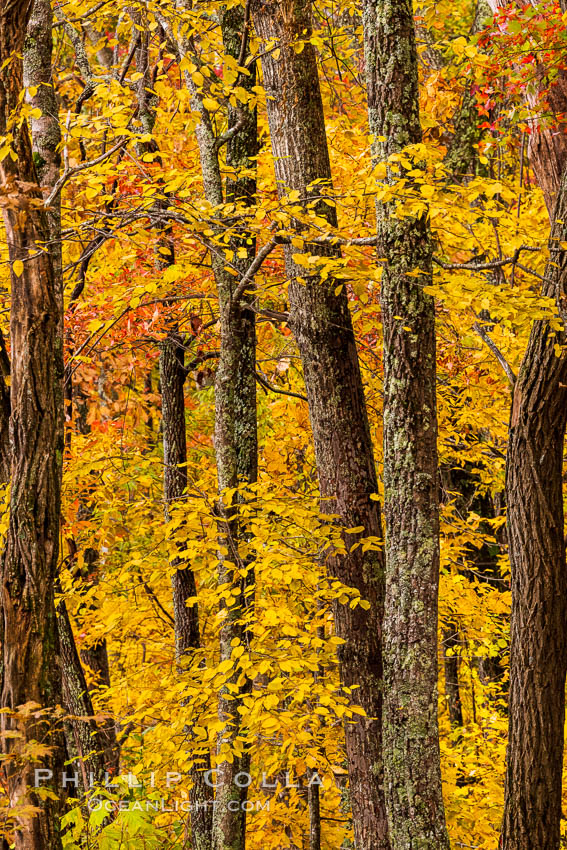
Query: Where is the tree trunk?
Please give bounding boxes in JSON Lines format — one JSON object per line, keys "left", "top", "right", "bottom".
{"left": 308, "top": 771, "right": 321, "bottom": 850}
{"left": 0, "top": 2, "right": 65, "bottom": 847}
{"left": 252, "top": 3, "right": 389, "bottom": 848}
{"left": 500, "top": 172, "right": 567, "bottom": 850}
{"left": 0, "top": 331, "right": 10, "bottom": 484}
{"left": 161, "top": 331, "right": 214, "bottom": 850}
{"left": 73, "top": 390, "right": 119, "bottom": 778}
{"left": 444, "top": 0, "right": 492, "bottom": 180}
{"left": 210, "top": 8, "right": 259, "bottom": 850}
{"left": 362, "top": 2, "right": 449, "bottom": 847}
{"left": 57, "top": 598, "right": 106, "bottom": 786}
{"left": 443, "top": 627, "right": 464, "bottom": 728}
{"left": 126, "top": 17, "right": 216, "bottom": 846}
{"left": 478, "top": 3, "right": 567, "bottom": 846}
{"left": 23, "top": 0, "right": 115, "bottom": 790}
{"left": 158, "top": 6, "right": 260, "bottom": 846}
{"left": 23, "top": 0, "right": 62, "bottom": 288}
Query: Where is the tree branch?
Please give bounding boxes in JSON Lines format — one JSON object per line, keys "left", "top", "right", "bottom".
{"left": 44, "top": 136, "right": 127, "bottom": 208}
{"left": 232, "top": 236, "right": 281, "bottom": 303}
{"left": 255, "top": 371, "right": 307, "bottom": 402}
{"left": 472, "top": 320, "right": 516, "bottom": 387}
{"left": 433, "top": 245, "right": 540, "bottom": 272}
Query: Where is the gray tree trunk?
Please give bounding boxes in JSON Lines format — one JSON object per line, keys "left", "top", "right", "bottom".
{"left": 211, "top": 8, "right": 258, "bottom": 850}
{"left": 154, "top": 6, "right": 260, "bottom": 847}
{"left": 362, "top": 1, "right": 450, "bottom": 847}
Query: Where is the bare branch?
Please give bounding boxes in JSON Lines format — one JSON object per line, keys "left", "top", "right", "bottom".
{"left": 232, "top": 236, "right": 281, "bottom": 303}
{"left": 215, "top": 111, "right": 245, "bottom": 151}
{"left": 472, "top": 321, "right": 516, "bottom": 387}
{"left": 433, "top": 245, "right": 540, "bottom": 272}
{"left": 255, "top": 371, "right": 307, "bottom": 402}
{"left": 44, "top": 136, "right": 127, "bottom": 208}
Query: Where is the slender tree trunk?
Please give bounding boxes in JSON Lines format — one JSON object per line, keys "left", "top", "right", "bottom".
{"left": 23, "top": 0, "right": 62, "bottom": 287}
{"left": 158, "top": 6, "right": 260, "bottom": 846}
{"left": 445, "top": 0, "right": 492, "bottom": 179}
{"left": 161, "top": 330, "right": 215, "bottom": 850}
{"left": 0, "top": 331, "right": 10, "bottom": 484}
{"left": 362, "top": 2, "right": 449, "bottom": 847}
{"left": 252, "top": 4, "right": 389, "bottom": 848}
{"left": 443, "top": 627, "right": 463, "bottom": 728}
{"left": 0, "top": 2, "right": 65, "bottom": 846}
{"left": 73, "top": 390, "right": 119, "bottom": 777}
{"left": 126, "top": 16, "right": 215, "bottom": 846}
{"left": 499, "top": 172, "right": 567, "bottom": 850}
{"left": 211, "top": 8, "right": 258, "bottom": 850}
{"left": 57, "top": 598, "right": 106, "bottom": 786}
{"left": 308, "top": 770, "right": 321, "bottom": 850}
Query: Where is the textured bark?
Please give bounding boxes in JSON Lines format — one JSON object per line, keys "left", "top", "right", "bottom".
{"left": 57, "top": 598, "right": 106, "bottom": 786}
{"left": 158, "top": 5, "right": 259, "bottom": 846}
{"left": 479, "top": 3, "right": 567, "bottom": 846}
{"left": 161, "top": 332, "right": 214, "bottom": 850}
{"left": 211, "top": 8, "right": 258, "bottom": 850}
{"left": 252, "top": 4, "right": 389, "bottom": 849}
{"left": 23, "top": 0, "right": 62, "bottom": 286}
{"left": 363, "top": 2, "right": 449, "bottom": 848}
{"left": 0, "top": 331, "right": 10, "bottom": 483}
{"left": 445, "top": 0, "right": 492, "bottom": 180}
{"left": 499, "top": 173, "right": 567, "bottom": 850}
{"left": 308, "top": 772, "right": 321, "bottom": 850}
{"left": 0, "top": 1, "right": 65, "bottom": 847}
{"left": 22, "top": 0, "right": 114, "bottom": 789}
{"left": 160, "top": 330, "right": 202, "bottom": 662}
{"left": 73, "top": 392, "right": 119, "bottom": 778}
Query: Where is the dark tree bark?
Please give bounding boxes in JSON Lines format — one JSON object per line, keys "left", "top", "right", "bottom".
{"left": 0, "top": 1, "right": 66, "bottom": 847}
{"left": 362, "top": 2, "right": 449, "bottom": 847}
{"left": 443, "top": 627, "right": 463, "bottom": 728}
{"left": 73, "top": 391, "right": 119, "bottom": 778}
{"left": 499, "top": 173, "right": 567, "bottom": 850}
{"left": 308, "top": 771, "right": 321, "bottom": 850}
{"left": 161, "top": 331, "right": 214, "bottom": 850}
{"left": 211, "top": 8, "right": 258, "bottom": 850}
{"left": 57, "top": 598, "right": 107, "bottom": 786}
{"left": 161, "top": 334, "right": 203, "bottom": 656}
{"left": 0, "top": 330, "right": 10, "bottom": 483}
{"left": 23, "top": 0, "right": 115, "bottom": 790}
{"left": 252, "top": 3, "right": 389, "bottom": 849}
{"left": 476, "top": 3, "right": 567, "bottom": 847}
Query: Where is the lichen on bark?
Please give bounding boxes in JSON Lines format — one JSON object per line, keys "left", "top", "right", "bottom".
{"left": 362, "top": 1, "right": 450, "bottom": 847}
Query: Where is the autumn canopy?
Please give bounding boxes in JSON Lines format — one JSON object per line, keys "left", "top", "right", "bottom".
{"left": 0, "top": 1, "right": 565, "bottom": 849}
